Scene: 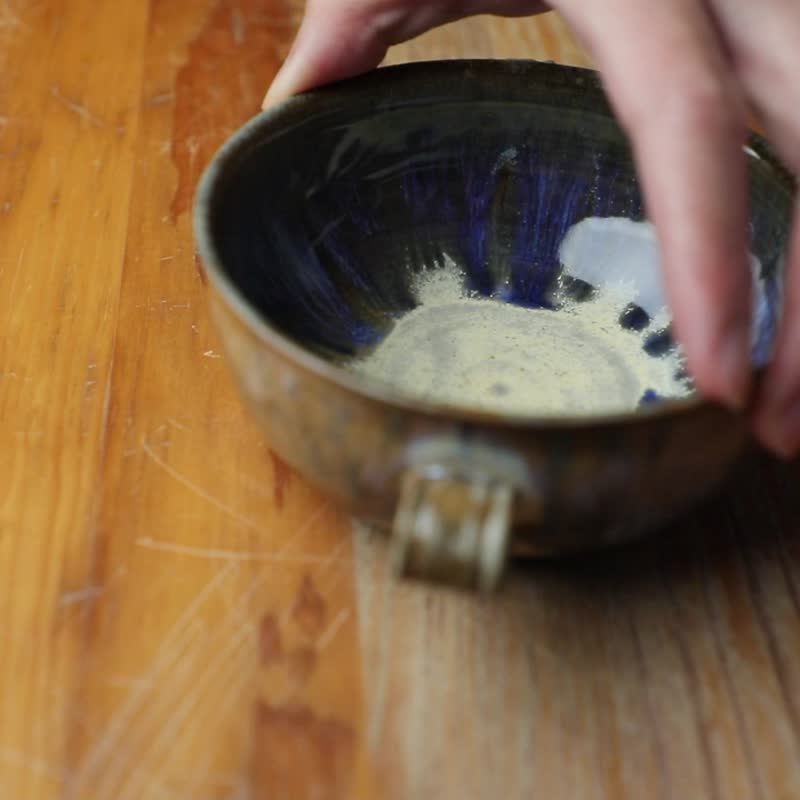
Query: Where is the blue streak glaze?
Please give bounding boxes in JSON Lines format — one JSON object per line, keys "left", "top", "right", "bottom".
{"left": 512, "top": 146, "right": 589, "bottom": 307}
{"left": 458, "top": 141, "right": 500, "bottom": 296}
{"left": 267, "top": 217, "right": 380, "bottom": 351}
{"left": 752, "top": 267, "right": 782, "bottom": 368}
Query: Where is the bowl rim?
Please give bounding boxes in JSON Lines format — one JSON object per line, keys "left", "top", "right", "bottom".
{"left": 193, "top": 58, "right": 795, "bottom": 430}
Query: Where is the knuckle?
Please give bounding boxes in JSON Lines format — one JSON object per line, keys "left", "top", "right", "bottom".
{"left": 620, "top": 62, "right": 744, "bottom": 139}
{"left": 667, "top": 70, "right": 743, "bottom": 134}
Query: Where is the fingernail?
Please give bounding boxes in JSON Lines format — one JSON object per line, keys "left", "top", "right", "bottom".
{"left": 262, "top": 66, "right": 293, "bottom": 109}
{"left": 262, "top": 39, "right": 304, "bottom": 109}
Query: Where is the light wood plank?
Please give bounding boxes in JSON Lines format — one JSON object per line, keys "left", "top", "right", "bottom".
{"left": 66, "top": 2, "right": 368, "bottom": 798}
{"left": 0, "top": 1, "right": 150, "bottom": 797}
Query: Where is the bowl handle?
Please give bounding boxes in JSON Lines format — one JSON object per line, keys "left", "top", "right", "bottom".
{"left": 390, "top": 439, "right": 530, "bottom": 592}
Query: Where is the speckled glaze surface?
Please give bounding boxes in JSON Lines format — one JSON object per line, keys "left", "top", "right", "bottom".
{"left": 195, "top": 59, "right": 794, "bottom": 574}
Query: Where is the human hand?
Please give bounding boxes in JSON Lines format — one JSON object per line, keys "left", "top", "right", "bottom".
{"left": 264, "top": 0, "right": 800, "bottom": 458}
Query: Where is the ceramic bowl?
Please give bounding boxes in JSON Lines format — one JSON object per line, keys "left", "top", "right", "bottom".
{"left": 194, "top": 59, "right": 794, "bottom": 591}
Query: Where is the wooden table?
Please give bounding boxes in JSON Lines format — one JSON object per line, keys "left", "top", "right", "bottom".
{"left": 1, "top": 2, "right": 799, "bottom": 798}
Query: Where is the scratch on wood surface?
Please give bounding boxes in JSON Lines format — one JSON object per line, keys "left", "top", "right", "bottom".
{"left": 149, "top": 92, "right": 174, "bottom": 107}
{"left": 316, "top": 535, "right": 350, "bottom": 579}
{"left": 0, "top": 746, "right": 67, "bottom": 783}
{"left": 180, "top": 624, "right": 263, "bottom": 797}
{"left": 116, "top": 629, "right": 252, "bottom": 800}
{"left": 274, "top": 500, "right": 332, "bottom": 558}
{"left": 185, "top": 134, "right": 200, "bottom": 159}
{"left": 70, "top": 564, "right": 238, "bottom": 794}
{"left": 50, "top": 85, "right": 106, "bottom": 127}
{"left": 133, "top": 446, "right": 329, "bottom": 543}
{"left": 184, "top": 575, "right": 266, "bottom": 788}
{"left": 166, "top": 417, "right": 189, "bottom": 432}
{"left": 113, "top": 574, "right": 266, "bottom": 800}
{"left": 135, "top": 535, "right": 349, "bottom": 566}
{"left": 306, "top": 536, "right": 353, "bottom": 601}
{"left": 141, "top": 436, "right": 271, "bottom": 533}
{"left": 59, "top": 586, "right": 104, "bottom": 606}
{"left": 182, "top": 678, "right": 253, "bottom": 796}
{"left": 231, "top": 7, "right": 246, "bottom": 45}
{"left": 316, "top": 607, "right": 351, "bottom": 652}
{"left": 202, "top": 349, "right": 221, "bottom": 358}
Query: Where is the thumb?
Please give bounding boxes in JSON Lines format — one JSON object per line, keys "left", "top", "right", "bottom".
{"left": 262, "top": 0, "right": 547, "bottom": 108}
{"left": 262, "top": 1, "right": 388, "bottom": 108}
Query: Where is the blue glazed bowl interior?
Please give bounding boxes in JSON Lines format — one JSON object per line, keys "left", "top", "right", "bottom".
{"left": 204, "top": 62, "right": 793, "bottom": 416}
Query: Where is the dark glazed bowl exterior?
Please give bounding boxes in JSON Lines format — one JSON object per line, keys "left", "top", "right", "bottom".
{"left": 195, "top": 60, "right": 794, "bottom": 587}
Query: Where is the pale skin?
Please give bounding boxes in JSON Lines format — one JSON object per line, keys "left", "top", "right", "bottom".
{"left": 263, "top": 0, "right": 800, "bottom": 458}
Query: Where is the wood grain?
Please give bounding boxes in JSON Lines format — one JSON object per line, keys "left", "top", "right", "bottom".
{"left": 0, "top": 2, "right": 798, "bottom": 799}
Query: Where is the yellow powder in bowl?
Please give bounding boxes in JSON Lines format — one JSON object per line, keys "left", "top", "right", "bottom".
{"left": 347, "top": 255, "right": 689, "bottom": 416}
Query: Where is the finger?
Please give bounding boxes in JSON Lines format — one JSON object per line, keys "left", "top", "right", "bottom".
{"left": 707, "top": 0, "right": 800, "bottom": 163}
{"left": 555, "top": 0, "right": 752, "bottom": 407}
{"left": 706, "top": 0, "right": 800, "bottom": 456}
{"left": 754, "top": 205, "right": 800, "bottom": 458}
{"left": 263, "top": 0, "right": 546, "bottom": 107}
